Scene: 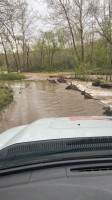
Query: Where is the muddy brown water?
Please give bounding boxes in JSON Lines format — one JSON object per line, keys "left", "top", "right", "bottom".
{"left": 0, "top": 79, "right": 104, "bottom": 133}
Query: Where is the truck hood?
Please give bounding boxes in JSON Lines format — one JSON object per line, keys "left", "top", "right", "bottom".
{"left": 0, "top": 116, "right": 112, "bottom": 150}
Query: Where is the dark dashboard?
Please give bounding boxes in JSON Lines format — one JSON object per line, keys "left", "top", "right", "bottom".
{"left": 0, "top": 161, "right": 112, "bottom": 200}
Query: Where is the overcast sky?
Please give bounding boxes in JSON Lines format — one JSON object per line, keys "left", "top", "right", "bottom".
{"left": 27, "top": 0, "right": 49, "bottom": 31}
{"left": 27, "top": 0, "right": 47, "bottom": 15}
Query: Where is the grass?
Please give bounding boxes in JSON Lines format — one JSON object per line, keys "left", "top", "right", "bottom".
{"left": 75, "top": 76, "right": 93, "bottom": 82}
{"left": 0, "top": 86, "right": 13, "bottom": 113}
{"left": 0, "top": 73, "right": 26, "bottom": 81}
{"left": 68, "top": 75, "right": 94, "bottom": 82}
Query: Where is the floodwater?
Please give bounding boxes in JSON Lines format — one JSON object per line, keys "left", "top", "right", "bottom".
{"left": 0, "top": 79, "right": 104, "bottom": 133}
{"left": 72, "top": 80, "right": 112, "bottom": 108}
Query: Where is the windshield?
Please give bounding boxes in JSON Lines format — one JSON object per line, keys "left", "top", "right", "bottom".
{"left": 1, "top": 0, "right": 112, "bottom": 175}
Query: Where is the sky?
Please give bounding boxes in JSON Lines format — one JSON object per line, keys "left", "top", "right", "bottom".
{"left": 27, "top": 0, "right": 49, "bottom": 31}
{"left": 27, "top": 0, "right": 45, "bottom": 12}
{"left": 27, "top": 0, "right": 47, "bottom": 16}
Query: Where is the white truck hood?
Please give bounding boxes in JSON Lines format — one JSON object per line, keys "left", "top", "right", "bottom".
{"left": 0, "top": 116, "right": 112, "bottom": 150}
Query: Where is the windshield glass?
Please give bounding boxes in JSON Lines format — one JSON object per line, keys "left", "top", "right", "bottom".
{"left": 1, "top": 0, "right": 112, "bottom": 175}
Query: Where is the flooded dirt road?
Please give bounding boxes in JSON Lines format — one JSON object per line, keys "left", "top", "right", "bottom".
{"left": 0, "top": 79, "right": 104, "bottom": 133}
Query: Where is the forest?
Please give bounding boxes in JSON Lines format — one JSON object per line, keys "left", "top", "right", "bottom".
{"left": 0, "top": 0, "right": 112, "bottom": 81}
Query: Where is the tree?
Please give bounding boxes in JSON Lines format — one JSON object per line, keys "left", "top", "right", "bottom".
{"left": 34, "top": 30, "right": 59, "bottom": 71}
{"left": 0, "top": 32, "right": 10, "bottom": 72}
{"left": 0, "top": 0, "right": 36, "bottom": 72}
{"left": 44, "top": 0, "right": 92, "bottom": 64}
{"left": 44, "top": 0, "right": 80, "bottom": 62}
{"left": 91, "top": 0, "right": 112, "bottom": 80}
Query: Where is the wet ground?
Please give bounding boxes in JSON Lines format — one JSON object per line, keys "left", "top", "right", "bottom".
{"left": 0, "top": 78, "right": 105, "bottom": 134}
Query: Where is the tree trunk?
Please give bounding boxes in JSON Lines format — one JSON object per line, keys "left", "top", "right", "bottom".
{"left": 41, "top": 39, "right": 45, "bottom": 70}
{"left": 109, "top": 0, "right": 112, "bottom": 81}
{"left": 1, "top": 36, "right": 10, "bottom": 73}
{"left": 59, "top": 0, "right": 80, "bottom": 62}
{"left": 79, "top": 0, "right": 84, "bottom": 61}
{"left": 8, "top": 39, "right": 19, "bottom": 72}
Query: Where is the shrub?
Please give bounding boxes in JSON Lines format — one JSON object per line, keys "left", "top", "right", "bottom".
{"left": 0, "top": 87, "right": 13, "bottom": 112}
{"left": 0, "top": 73, "right": 26, "bottom": 81}
{"left": 92, "top": 80, "right": 101, "bottom": 86}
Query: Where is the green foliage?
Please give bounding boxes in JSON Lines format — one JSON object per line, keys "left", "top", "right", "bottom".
{"left": 0, "top": 73, "right": 26, "bottom": 80}
{"left": 0, "top": 87, "right": 13, "bottom": 113}
{"left": 0, "top": 30, "right": 112, "bottom": 79}
{"left": 93, "top": 40, "right": 106, "bottom": 69}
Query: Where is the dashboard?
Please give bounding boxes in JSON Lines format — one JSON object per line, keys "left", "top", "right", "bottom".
{"left": 0, "top": 164, "right": 112, "bottom": 200}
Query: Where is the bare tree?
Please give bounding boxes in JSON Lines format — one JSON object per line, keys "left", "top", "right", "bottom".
{"left": 17, "top": 0, "right": 37, "bottom": 71}
{"left": 44, "top": 0, "right": 80, "bottom": 62}
{"left": 44, "top": 0, "right": 93, "bottom": 65}
{"left": 0, "top": 33, "right": 10, "bottom": 72}
{"left": 0, "top": 0, "right": 36, "bottom": 72}
{"left": 72, "top": 0, "right": 90, "bottom": 61}
{"left": 91, "top": 0, "right": 112, "bottom": 80}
